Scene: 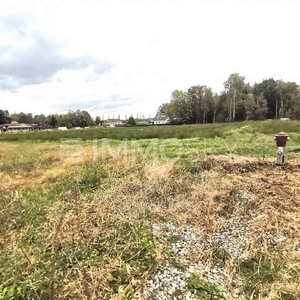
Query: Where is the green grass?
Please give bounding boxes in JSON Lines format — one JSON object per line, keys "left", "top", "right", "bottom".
{"left": 0, "top": 177, "right": 157, "bottom": 299}
{"left": 95, "top": 135, "right": 295, "bottom": 160}
{"left": 0, "top": 188, "right": 59, "bottom": 300}
{"left": 187, "top": 273, "right": 227, "bottom": 299}
{"left": 1, "top": 120, "right": 299, "bottom": 142}
{"left": 239, "top": 255, "right": 286, "bottom": 299}
{"left": 0, "top": 221, "right": 157, "bottom": 300}
{"left": 1, "top": 120, "right": 299, "bottom": 158}
{"left": 79, "top": 164, "right": 109, "bottom": 192}
{"left": 1, "top": 120, "right": 300, "bottom": 299}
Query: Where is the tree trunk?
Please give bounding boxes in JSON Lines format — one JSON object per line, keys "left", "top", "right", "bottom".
{"left": 228, "top": 98, "right": 232, "bottom": 122}
{"left": 203, "top": 98, "right": 206, "bottom": 124}
{"left": 275, "top": 97, "right": 278, "bottom": 119}
{"left": 213, "top": 107, "right": 216, "bottom": 123}
{"left": 279, "top": 92, "right": 284, "bottom": 118}
{"left": 233, "top": 88, "right": 236, "bottom": 122}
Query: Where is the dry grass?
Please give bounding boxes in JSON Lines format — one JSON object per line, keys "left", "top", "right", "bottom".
{"left": 0, "top": 141, "right": 300, "bottom": 299}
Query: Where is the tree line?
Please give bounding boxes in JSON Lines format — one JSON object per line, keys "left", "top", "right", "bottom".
{"left": 157, "top": 74, "right": 300, "bottom": 124}
{"left": 0, "top": 109, "right": 100, "bottom": 128}
{"left": 0, "top": 108, "right": 142, "bottom": 129}
{"left": 2, "top": 73, "right": 300, "bottom": 128}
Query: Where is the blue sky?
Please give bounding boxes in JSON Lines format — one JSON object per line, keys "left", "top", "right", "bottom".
{"left": 0, "top": 0, "right": 299, "bottom": 119}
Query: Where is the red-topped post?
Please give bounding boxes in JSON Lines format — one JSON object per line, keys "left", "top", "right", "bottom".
{"left": 274, "top": 132, "right": 290, "bottom": 165}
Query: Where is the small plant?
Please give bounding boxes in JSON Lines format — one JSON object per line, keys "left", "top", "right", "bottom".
{"left": 170, "top": 259, "right": 187, "bottom": 272}
{"left": 185, "top": 158, "right": 216, "bottom": 174}
{"left": 79, "top": 164, "right": 108, "bottom": 192}
{"left": 166, "top": 234, "right": 182, "bottom": 243}
{"left": 187, "top": 273, "right": 226, "bottom": 299}
{"left": 239, "top": 255, "right": 284, "bottom": 298}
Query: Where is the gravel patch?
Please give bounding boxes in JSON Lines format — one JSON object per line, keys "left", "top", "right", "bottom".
{"left": 141, "top": 220, "right": 250, "bottom": 299}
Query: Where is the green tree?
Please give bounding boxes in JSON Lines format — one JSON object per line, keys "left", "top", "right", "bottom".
{"left": 202, "top": 87, "right": 213, "bottom": 123}
{"left": 171, "top": 90, "right": 192, "bottom": 123}
{"left": 0, "top": 110, "right": 11, "bottom": 124}
{"left": 33, "top": 114, "right": 46, "bottom": 128}
{"left": 246, "top": 79, "right": 298, "bottom": 119}
{"left": 188, "top": 86, "right": 214, "bottom": 124}
{"left": 10, "top": 113, "right": 19, "bottom": 123}
{"left": 57, "top": 113, "right": 72, "bottom": 128}
{"left": 291, "top": 94, "right": 300, "bottom": 119}
{"left": 166, "top": 100, "right": 178, "bottom": 121}
{"left": 252, "top": 94, "right": 268, "bottom": 120}
{"left": 95, "top": 116, "right": 101, "bottom": 125}
{"left": 224, "top": 73, "right": 246, "bottom": 122}
{"left": 26, "top": 113, "right": 33, "bottom": 124}
{"left": 212, "top": 93, "right": 220, "bottom": 123}
{"left": 157, "top": 103, "right": 169, "bottom": 116}
{"left": 82, "top": 110, "right": 94, "bottom": 127}
{"left": 50, "top": 114, "right": 58, "bottom": 128}
{"left": 253, "top": 79, "right": 278, "bottom": 119}
{"left": 244, "top": 94, "right": 255, "bottom": 120}
{"left": 214, "top": 92, "right": 227, "bottom": 122}
{"left": 188, "top": 86, "right": 205, "bottom": 124}
{"left": 127, "top": 116, "right": 136, "bottom": 126}
{"left": 18, "top": 112, "right": 27, "bottom": 123}
{"left": 275, "top": 80, "right": 299, "bottom": 118}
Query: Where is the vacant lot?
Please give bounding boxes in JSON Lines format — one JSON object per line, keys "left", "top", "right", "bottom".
{"left": 0, "top": 121, "right": 300, "bottom": 299}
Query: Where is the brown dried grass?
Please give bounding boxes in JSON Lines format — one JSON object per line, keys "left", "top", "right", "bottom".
{"left": 1, "top": 141, "right": 300, "bottom": 299}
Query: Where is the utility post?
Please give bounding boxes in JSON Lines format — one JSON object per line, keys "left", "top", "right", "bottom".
{"left": 274, "top": 132, "right": 290, "bottom": 165}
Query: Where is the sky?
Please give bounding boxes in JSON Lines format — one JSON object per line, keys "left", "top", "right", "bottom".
{"left": 0, "top": 0, "right": 299, "bottom": 119}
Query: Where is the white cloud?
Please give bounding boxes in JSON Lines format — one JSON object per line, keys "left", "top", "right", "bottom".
{"left": 0, "top": 0, "right": 299, "bottom": 119}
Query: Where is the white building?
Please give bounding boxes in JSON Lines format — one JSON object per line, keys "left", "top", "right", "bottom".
{"left": 150, "top": 116, "right": 170, "bottom": 125}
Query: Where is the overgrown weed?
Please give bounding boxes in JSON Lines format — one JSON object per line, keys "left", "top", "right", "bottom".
{"left": 1, "top": 137, "right": 300, "bottom": 299}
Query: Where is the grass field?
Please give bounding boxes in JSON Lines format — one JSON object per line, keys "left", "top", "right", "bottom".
{"left": 0, "top": 120, "right": 300, "bottom": 299}
{"left": 0, "top": 120, "right": 299, "bottom": 142}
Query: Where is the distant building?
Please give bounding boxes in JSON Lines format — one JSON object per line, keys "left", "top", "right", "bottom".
{"left": 105, "top": 119, "right": 123, "bottom": 127}
{"left": 7, "top": 125, "right": 33, "bottom": 131}
{"left": 0, "top": 124, "right": 34, "bottom": 132}
{"left": 58, "top": 127, "right": 68, "bottom": 131}
{"left": 149, "top": 116, "right": 170, "bottom": 125}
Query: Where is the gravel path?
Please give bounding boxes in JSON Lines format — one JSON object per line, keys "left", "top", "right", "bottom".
{"left": 140, "top": 219, "right": 251, "bottom": 300}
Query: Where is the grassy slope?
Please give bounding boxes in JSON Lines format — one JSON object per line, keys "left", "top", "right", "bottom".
{"left": 0, "top": 120, "right": 299, "bottom": 142}
{"left": 0, "top": 120, "right": 300, "bottom": 299}
{"left": 1, "top": 120, "right": 300, "bottom": 158}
